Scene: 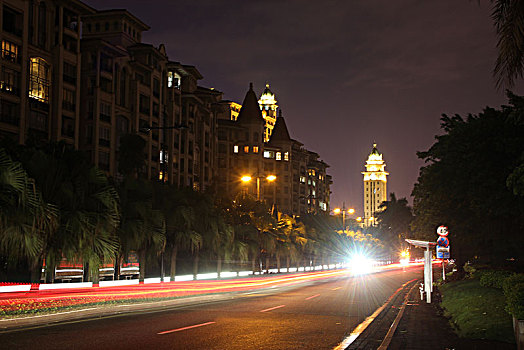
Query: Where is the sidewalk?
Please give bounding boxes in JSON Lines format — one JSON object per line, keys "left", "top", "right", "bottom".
{"left": 387, "top": 284, "right": 515, "bottom": 350}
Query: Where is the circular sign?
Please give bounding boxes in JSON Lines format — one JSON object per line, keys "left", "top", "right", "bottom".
{"left": 437, "top": 225, "right": 448, "bottom": 236}
{"left": 437, "top": 236, "right": 449, "bottom": 248}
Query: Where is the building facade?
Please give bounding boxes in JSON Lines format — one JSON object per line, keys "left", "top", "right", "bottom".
{"left": 1, "top": 0, "right": 94, "bottom": 147}
{"left": 362, "top": 143, "right": 388, "bottom": 226}
{"left": 1, "top": 1, "right": 331, "bottom": 216}
{"left": 216, "top": 83, "right": 331, "bottom": 216}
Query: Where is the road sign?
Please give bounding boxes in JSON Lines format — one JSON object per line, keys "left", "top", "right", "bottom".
{"left": 437, "top": 236, "right": 449, "bottom": 248}
{"left": 437, "top": 225, "right": 448, "bottom": 236}
{"left": 436, "top": 246, "right": 450, "bottom": 259}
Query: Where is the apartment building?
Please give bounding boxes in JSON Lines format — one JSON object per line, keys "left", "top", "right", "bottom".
{"left": 1, "top": 0, "right": 93, "bottom": 147}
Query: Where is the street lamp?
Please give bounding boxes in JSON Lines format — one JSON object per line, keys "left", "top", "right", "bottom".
{"left": 141, "top": 122, "right": 187, "bottom": 282}
{"left": 333, "top": 202, "right": 355, "bottom": 233}
{"left": 241, "top": 174, "right": 276, "bottom": 201}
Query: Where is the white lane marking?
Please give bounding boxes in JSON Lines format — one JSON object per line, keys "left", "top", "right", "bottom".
{"left": 332, "top": 279, "right": 416, "bottom": 350}
{"left": 260, "top": 304, "right": 286, "bottom": 313}
{"left": 157, "top": 321, "right": 216, "bottom": 335}
{"left": 305, "top": 294, "right": 320, "bottom": 300}
{"left": 377, "top": 283, "right": 419, "bottom": 350}
{"left": 331, "top": 287, "right": 342, "bottom": 290}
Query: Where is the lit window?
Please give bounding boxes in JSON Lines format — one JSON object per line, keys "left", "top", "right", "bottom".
{"left": 167, "top": 71, "right": 181, "bottom": 88}
{"left": 244, "top": 146, "right": 249, "bottom": 153}
{"left": 284, "top": 152, "right": 289, "bottom": 161}
{"left": 300, "top": 176, "right": 306, "bottom": 183}
{"left": 253, "top": 146, "right": 259, "bottom": 153}
{"left": 276, "top": 152, "right": 281, "bottom": 160}
{"left": 233, "top": 145, "right": 239, "bottom": 153}
{"left": 264, "top": 150, "right": 271, "bottom": 158}
{"left": 1, "top": 40, "right": 19, "bottom": 63}
{"left": 29, "top": 57, "right": 50, "bottom": 103}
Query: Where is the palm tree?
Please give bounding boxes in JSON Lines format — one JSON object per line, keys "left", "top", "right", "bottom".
{"left": 22, "top": 145, "right": 120, "bottom": 283}
{"left": 154, "top": 186, "right": 201, "bottom": 281}
{"left": 490, "top": 0, "right": 524, "bottom": 88}
{"left": 117, "top": 177, "right": 164, "bottom": 282}
{"left": 0, "top": 149, "right": 57, "bottom": 282}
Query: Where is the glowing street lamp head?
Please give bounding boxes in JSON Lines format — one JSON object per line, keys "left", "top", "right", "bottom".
{"left": 356, "top": 216, "right": 362, "bottom": 222}
{"left": 348, "top": 208, "right": 355, "bottom": 215}
{"left": 241, "top": 175, "right": 252, "bottom": 183}
{"left": 266, "top": 175, "right": 277, "bottom": 182}
{"left": 333, "top": 208, "right": 341, "bottom": 215}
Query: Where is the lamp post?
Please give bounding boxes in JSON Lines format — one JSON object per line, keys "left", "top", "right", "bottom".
{"left": 333, "top": 202, "right": 355, "bottom": 233}
{"left": 241, "top": 174, "right": 276, "bottom": 201}
{"left": 141, "top": 122, "right": 187, "bottom": 282}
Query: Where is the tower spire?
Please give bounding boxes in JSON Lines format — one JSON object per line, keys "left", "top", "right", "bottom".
{"left": 361, "top": 143, "right": 389, "bottom": 227}
{"left": 258, "top": 82, "right": 279, "bottom": 142}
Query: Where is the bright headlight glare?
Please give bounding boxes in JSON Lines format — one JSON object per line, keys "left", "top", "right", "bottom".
{"left": 349, "top": 254, "right": 374, "bottom": 275}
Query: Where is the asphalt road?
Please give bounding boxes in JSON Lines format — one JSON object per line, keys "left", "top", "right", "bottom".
{"left": 0, "top": 267, "right": 422, "bottom": 350}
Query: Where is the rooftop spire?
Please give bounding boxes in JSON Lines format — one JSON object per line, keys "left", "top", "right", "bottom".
{"left": 269, "top": 112, "right": 291, "bottom": 143}
{"left": 237, "top": 83, "right": 265, "bottom": 125}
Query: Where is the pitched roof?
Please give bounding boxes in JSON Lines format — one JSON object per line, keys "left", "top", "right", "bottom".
{"left": 269, "top": 111, "right": 291, "bottom": 143}
{"left": 236, "top": 83, "right": 265, "bottom": 125}
{"left": 370, "top": 143, "right": 380, "bottom": 155}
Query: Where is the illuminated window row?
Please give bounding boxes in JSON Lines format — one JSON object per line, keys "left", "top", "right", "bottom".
{"left": 263, "top": 150, "right": 289, "bottom": 161}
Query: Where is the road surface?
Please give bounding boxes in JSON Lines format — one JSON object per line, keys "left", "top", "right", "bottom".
{"left": 0, "top": 267, "right": 422, "bottom": 349}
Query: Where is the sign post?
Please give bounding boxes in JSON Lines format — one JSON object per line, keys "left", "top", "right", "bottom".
{"left": 436, "top": 226, "right": 450, "bottom": 281}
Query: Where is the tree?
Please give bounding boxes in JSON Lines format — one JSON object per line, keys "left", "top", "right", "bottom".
{"left": 411, "top": 93, "right": 524, "bottom": 268}
{"left": 21, "top": 144, "right": 120, "bottom": 283}
{"left": 117, "top": 177, "right": 164, "bottom": 282}
{"left": 0, "top": 149, "right": 57, "bottom": 282}
{"left": 154, "top": 186, "right": 201, "bottom": 281}
{"left": 490, "top": 0, "right": 524, "bottom": 88}
{"left": 375, "top": 193, "right": 414, "bottom": 257}
{"left": 116, "top": 134, "right": 164, "bottom": 282}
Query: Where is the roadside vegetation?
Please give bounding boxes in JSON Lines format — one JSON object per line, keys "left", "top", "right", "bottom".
{"left": 0, "top": 137, "right": 388, "bottom": 284}
{"left": 439, "top": 265, "right": 524, "bottom": 344}
{"left": 440, "top": 278, "right": 513, "bottom": 343}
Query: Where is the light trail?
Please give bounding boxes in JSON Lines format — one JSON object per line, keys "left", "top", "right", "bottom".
{"left": 157, "top": 321, "right": 216, "bottom": 334}
{"left": 305, "top": 294, "right": 320, "bottom": 300}
{"left": 260, "top": 305, "right": 286, "bottom": 313}
{"left": 0, "top": 263, "right": 424, "bottom": 315}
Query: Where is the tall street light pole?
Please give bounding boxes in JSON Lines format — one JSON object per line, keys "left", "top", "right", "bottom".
{"left": 241, "top": 174, "right": 276, "bottom": 201}
{"left": 141, "top": 122, "right": 187, "bottom": 282}
{"left": 333, "top": 202, "right": 355, "bottom": 233}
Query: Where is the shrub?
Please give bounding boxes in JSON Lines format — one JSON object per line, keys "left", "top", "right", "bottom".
{"left": 479, "top": 270, "right": 514, "bottom": 289}
{"left": 503, "top": 273, "right": 524, "bottom": 320}
{"left": 463, "top": 262, "right": 476, "bottom": 278}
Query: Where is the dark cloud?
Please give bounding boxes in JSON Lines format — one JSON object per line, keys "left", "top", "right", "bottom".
{"left": 86, "top": 0, "right": 524, "bottom": 214}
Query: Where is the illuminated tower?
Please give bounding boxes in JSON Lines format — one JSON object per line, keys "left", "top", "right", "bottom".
{"left": 362, "top": 143, "right": 389, "bottom": 227}
{"left": 258, "top": 83, "right": 278, "bottom": 142}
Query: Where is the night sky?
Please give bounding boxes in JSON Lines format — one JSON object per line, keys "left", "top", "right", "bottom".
{"left": 86, "top": 0, "right": 523, "bottom": 215}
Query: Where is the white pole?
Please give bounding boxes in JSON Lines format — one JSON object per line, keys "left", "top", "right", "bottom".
{"left": 442, "top": 259, "right": 446, "bottom": 281}
{"left": 424, "top": 248, "right": 431, "bottom": 303}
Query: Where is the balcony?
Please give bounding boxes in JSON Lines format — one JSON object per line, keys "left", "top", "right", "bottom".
{"left": 1, "top": 49, "right": 20, "bottom": 64}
